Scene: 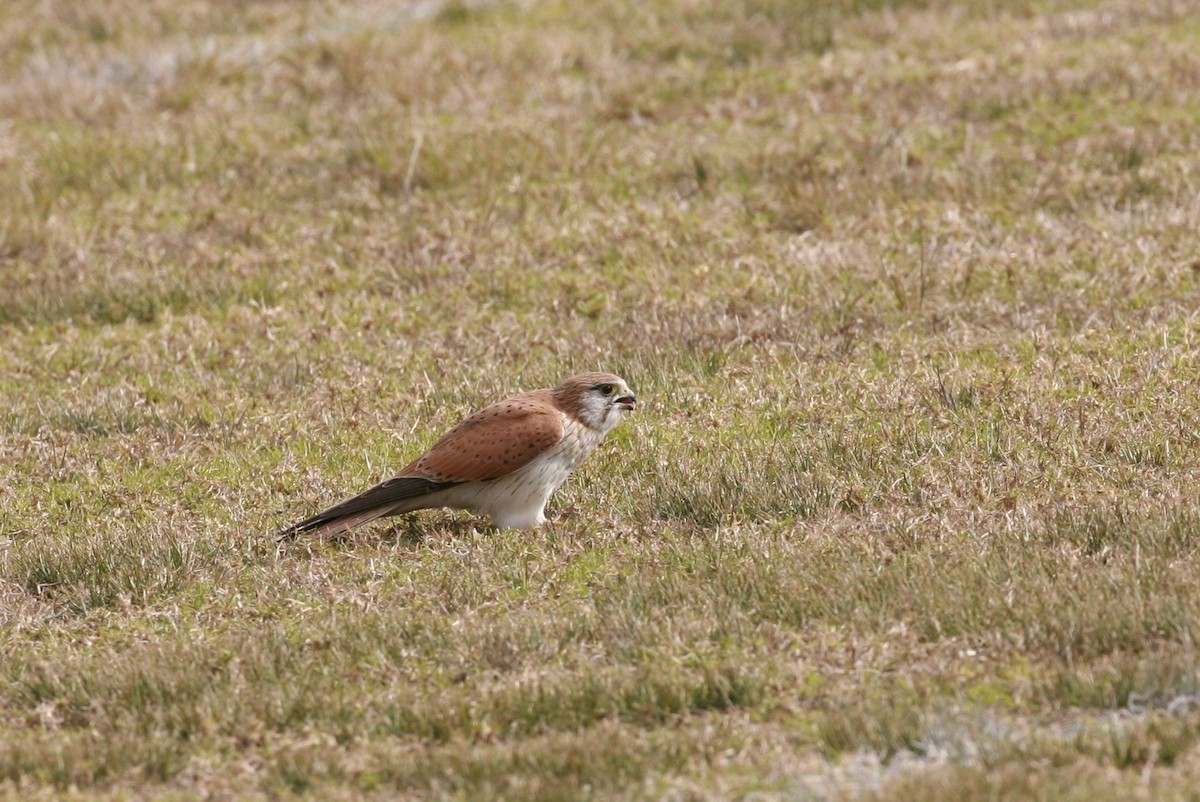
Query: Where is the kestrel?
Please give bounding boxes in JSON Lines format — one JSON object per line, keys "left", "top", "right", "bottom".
{"left": 275, "top": 372, "right": 637, "bottom": 541}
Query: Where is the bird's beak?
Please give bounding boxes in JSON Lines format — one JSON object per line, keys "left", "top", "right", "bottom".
{"left": 615, "top": 393, "right": 637, "bottom": 411}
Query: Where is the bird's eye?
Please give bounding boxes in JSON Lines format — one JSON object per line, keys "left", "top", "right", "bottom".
{"left": 598, "top": 384, "right": 615, "bottom": 396}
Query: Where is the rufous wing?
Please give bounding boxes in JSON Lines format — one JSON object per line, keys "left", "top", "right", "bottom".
{"left": 402, "top": 394, "right": 564, "bottom": 483}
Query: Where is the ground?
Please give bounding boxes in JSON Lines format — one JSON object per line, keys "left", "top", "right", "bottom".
{"left": 3, "top": 0, "right": 1200, "bottom": 799}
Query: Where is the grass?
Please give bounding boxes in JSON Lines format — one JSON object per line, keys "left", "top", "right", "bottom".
{"left": 3, "top": 0, "right": 1200, "bottom": 798}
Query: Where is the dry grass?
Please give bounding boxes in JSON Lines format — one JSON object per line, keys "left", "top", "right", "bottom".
{"left": 4, "top": 0, "right": 1200, "bottom": 799}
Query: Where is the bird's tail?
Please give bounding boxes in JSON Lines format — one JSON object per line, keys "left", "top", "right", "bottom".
{"left": 274, "top": 476, "right": 455, "bottom": 543}
{"left": 274, "top": 505, "right": 399, "bottom": 542}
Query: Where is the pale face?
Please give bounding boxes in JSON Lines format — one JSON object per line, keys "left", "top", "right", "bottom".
{"left": 577, "top": 377, "right": 637, "bottom": 433}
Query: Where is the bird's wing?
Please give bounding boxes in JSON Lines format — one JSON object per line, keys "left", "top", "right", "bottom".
{"left": 275, "top": 476, "right": 453, "bottom": 541}
{"left": 402, "top": 392, "right": 564, "bottom": 483}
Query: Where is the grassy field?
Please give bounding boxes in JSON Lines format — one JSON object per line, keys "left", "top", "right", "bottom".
{"left": 3, "top": 0, "right": 1200, "bottom": 798}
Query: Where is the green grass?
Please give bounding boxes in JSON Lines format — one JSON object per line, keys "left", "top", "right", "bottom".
{"left": 4, "top": 0, "right": 1200, "bottom": 799}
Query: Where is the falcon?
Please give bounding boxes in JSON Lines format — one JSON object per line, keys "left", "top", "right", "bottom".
{"left": 275, "top": 372, "right": 637, "bottom": 541}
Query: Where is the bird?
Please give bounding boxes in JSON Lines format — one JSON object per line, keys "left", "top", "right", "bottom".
{"left": 275, "top": 372, "right": 637, "bottom": 541}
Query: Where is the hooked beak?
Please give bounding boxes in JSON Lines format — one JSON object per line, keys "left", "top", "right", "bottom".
{"left": 615, "top": 393, "right": 637, "bottom": 411}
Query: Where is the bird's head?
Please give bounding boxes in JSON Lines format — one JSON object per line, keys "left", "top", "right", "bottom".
{"left": 556, "top": 372, "right": 637, "bottom": 432}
